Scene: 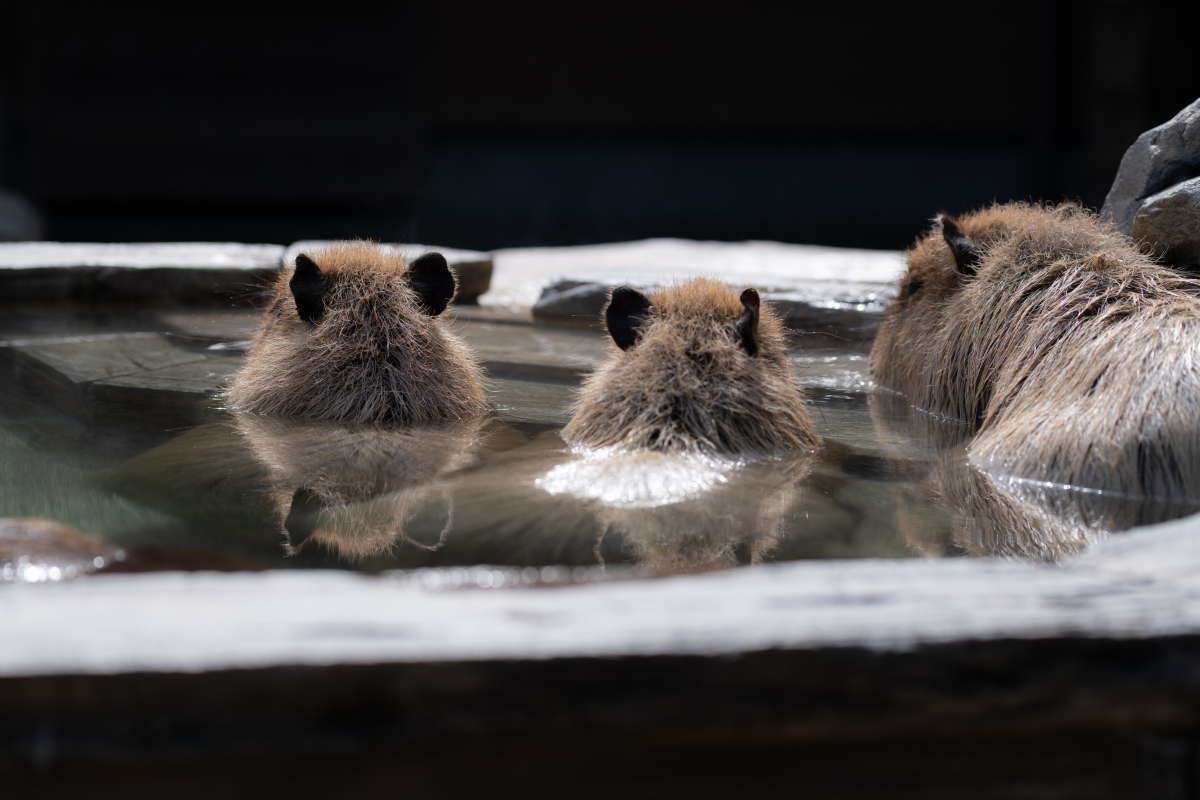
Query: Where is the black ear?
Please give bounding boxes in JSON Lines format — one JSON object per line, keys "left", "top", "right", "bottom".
{"left": 941, "top": 216, "right": 982, "bottom": 276}
{"left": 736, "top": 288, "right": 760, "bottom": 357}
{"left": 406, "top": 252, "right": 457, "bottom": 316}
{"left": 606, "top": 286, "right": 654, "bottom": 351}
{"left": 290, "top": 254, "right": 331, "bottom": 323}
{"left": 284, "top": 487, "right": 324, "bottom": 550}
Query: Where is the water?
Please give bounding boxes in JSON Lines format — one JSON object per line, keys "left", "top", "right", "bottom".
{"left": 1, "top": 305, "right": 1194, "bottom": 581}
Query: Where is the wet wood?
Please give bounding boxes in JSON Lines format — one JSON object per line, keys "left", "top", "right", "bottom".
{"left": 3, "top": 516, "right": 1200, "bottom": 798}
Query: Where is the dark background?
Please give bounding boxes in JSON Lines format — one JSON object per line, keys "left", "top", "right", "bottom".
{"left": 1, "top": 0, "right": 1197, "bottom": 250}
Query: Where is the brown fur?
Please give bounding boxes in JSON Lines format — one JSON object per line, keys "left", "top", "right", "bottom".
{"left": 234, "top": 413, "right": 489, "bottom": 561}
{"left": 872, "top": 202, "right": 1200, "bottom": 501}
{"left": 228, "top": 242, "right": 486, "bottom": 423}
{"left": 563, "top": 278, "right": 820, "bottom": 456}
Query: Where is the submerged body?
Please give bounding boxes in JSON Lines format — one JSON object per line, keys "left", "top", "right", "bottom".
{"left": 563, "top": 278, "right": 820, "bottom": 457}
{"left": 871, "top": 203, "right": 1200, "bottom": 502}
{"left": 228, "top": 242, "right": 486, "bottom": 423}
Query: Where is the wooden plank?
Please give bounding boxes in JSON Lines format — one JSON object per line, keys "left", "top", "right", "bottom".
{"left": 5, "top": 514, "right": 1200, "bottom": 678}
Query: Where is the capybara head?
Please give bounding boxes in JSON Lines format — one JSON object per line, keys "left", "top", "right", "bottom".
{"left": 228, "top": 242, "right": 486, "bottom": 424}
{"left": 562, "top": 278, "right": 820, "bottom": 456}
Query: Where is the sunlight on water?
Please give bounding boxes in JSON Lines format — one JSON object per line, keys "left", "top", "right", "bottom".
{"left": 536, "top": 447, "right": 741, "bottom": 509}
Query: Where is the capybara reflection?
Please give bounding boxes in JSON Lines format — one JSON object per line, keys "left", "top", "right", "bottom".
{"left": 229, "top": 242, "right": 486, "bottom": 423}
{"left": 563, "top": 278, "right": 820, "bottom": 457}
{"left": 872, "top": 202, "right": 1200, "bottom": 502}
{"left": 234, "top": 413, "right": 489, "bottom": 561}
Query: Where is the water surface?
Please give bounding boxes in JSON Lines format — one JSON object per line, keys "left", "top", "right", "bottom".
{"left": 1, "top": 305, "right": 1189, "bottom": 581}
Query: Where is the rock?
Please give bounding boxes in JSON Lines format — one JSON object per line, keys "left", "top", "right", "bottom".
{"left": 1130, "top": 176, "right": 1200, "bottom": 271}
{"left": 284, "top": 241, "right": 494, "bottom": 304}
{"left": 531, "top": 280, "right": 609, "bottom": 326}
{"left": 1101, "top": 98, "right": 1200, "bottom": 234}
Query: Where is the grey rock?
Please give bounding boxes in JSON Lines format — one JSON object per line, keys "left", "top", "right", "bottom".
{"left": 531, "top": 280, "right": 610, "bottom": 327}
{"left": 1102, "top": 98, "right": 1200, "bottom": 234}
{"left": 1130, "top": 176, "right": 1200, "bottom": 270}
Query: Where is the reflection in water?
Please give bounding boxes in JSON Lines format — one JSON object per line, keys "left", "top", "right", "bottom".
{"left": 870, "top": 390, "right": 1200, "bottom": 561}
{"left": 233, "top": 413, "right": 492, "bottom": 561}
{"left": 94, "top": 406, "right": 918, "bottom": 574}
{"left": 538, "top": 447, "right": 815, "bottom": 575}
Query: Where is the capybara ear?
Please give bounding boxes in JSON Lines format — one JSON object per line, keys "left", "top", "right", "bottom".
{"left": 941, "top": 216, "right": 982, "bottom": 276}
{"left": 736, "top": 287, "right": 760, "bottom": 357}
{"left": 284, "top": 487, "right": 324, "bottom": 549}
{"left": 290, "top": 254, "right": 331, "bottom": 323}
{"left": 406, "top": 252, "right": 457, "bottom": 316}
{"left": 606, "top": 286, "right": 655, "bottom": 351}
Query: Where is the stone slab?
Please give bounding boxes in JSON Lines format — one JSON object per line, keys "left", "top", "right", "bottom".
{"left": 533, "top": 279, "right": 889, "bottom": 338}
{"left": 284, "top": 241, "right": 494, "bottom": 304}
{"left": 0, "top": 333, "right": 234, "bottom": 427}
{"left": 0, "top": 242, "right": 285, "bottom": 271}
{"left": 491, "top": 239, "right": 900, "bottom": 334}
{"left": 484, "top": 238, "right": 902, "bottom": 315}
{"left": 0, "top": 242, "right": 285, "bottom": 305}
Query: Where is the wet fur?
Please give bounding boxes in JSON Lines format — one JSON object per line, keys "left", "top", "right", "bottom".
{"left": 872, "top": 203, "right": 1200, "bottom": 501}
{"left": 564, "top": 278, "right": 820, "bottom": 456}
{"left": 228, "top": 242, "right": 486, "bottom": 423}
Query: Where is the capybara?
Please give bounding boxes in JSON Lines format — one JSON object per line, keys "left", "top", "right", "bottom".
{"left": 872, "top": 202, "right": 1200, "bottom": 503}
{"left": 228, "top": 242, "right": 486, "bottom": 423}
{"left": 563, "top": 278, "right": 820, "bottom": 457}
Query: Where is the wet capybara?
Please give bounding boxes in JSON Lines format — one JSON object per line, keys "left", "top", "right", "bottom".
{"left": 563, "top": 278, "right": 820, "bottom": 457}
{"left": 871, "top": 202, "right": 1200, "bottom": 503}
{"left": 228, "top": 242, "right": 486, "bottom": 423}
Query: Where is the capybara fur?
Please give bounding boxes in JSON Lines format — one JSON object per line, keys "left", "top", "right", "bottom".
{"left": 234, "top": 413, "right": 490, "bottom": 561}
{"left": 228, "top": 242, "right": 486, "bottom": 424}
{"left": 563, "top": 278, "right": 820, "bottom": 457}
{"left": 872, "top": 202, "right": 1200, "bottom": 502}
